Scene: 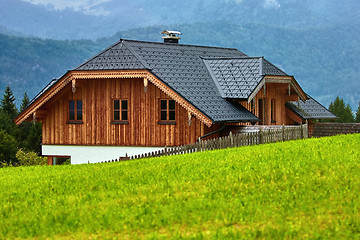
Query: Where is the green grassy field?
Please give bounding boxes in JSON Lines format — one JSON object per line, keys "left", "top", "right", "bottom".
{"left": 1, "top": 134, "right": 360, "bottom": 239}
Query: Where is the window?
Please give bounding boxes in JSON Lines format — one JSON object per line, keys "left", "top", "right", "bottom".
{"left": 159, "top": 99, "right": 175, "bottom": 124}
{"left": 68, "top": 100, "right": 83, "bottom": 123}
{"left": 271, "top": 99, "right": 276, "bottom": 123}
{"left": 112, "top": 99, "right": 128, "bottom": 123}
{"left": 258, "top": 98, "right": 264, "bottom": 125}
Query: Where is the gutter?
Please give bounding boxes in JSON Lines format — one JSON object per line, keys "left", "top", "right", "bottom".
{"left": 197, "top": 123, "right": 225, "bottom": 142}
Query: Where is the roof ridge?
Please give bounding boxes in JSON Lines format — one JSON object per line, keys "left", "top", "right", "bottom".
{"left": 74, "top": 39, "right": 123, "bottom": 70}
{"left": 201, "top": 56, "right": 261, "bottom": 60}
{"left": 202, "top": 58, "right": 226, "bottom": 98}
{"left": 121, "top": 38, "right": 243, "bottom": 51}
{"left": 259, "top": 57, "right": 264, "bottom": 76}
{"left": 122, "top": 41, "right": 151, "bottom": 70}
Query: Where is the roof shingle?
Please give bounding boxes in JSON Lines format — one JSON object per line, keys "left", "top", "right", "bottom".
{"left": 76, "top": 39, "right": 258, "bottom": 122}
{"left": 286, "top": 95, "right": 337, "bottom": 119}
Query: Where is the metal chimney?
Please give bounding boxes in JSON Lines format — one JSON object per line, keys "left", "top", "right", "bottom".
{"left": 161, "top": 30, "right": 181, "bottom": 43}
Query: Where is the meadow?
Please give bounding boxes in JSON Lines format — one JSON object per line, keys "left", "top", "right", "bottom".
{"left": 0, "top": 134, "right": 360, "bottom": 239}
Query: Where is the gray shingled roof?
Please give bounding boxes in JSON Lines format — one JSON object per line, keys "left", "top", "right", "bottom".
{"left": 76, "top": 39, "right": 259, "bottom": 123}
{"left": 203, "top": 57, "right": 288, "bottom": 99}
{"left": 203, "top": 57, "right": 262, "bottom": 99}
{"left": 262, "top": 59, "right": 287, "bottom": 76}
{"left": 286, "top": 95, "right": 337, "bottom": 119}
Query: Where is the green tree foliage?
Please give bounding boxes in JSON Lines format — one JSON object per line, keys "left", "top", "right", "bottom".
{"left": 16, "top": 149, "right": 46, "bottom": 166}
{"left": 0, "top": 86, "right": 18, "bottom": 119}
{"left": 23, "top": 122, "right": 42, "bottom": 155}
{"left": 356, "top": 102, "right": 360, "bottom": 123}
{"left": 329, "top": 96, "right": 355, "bottom": 123}
{"left": 0, "top": 87, "right": 43, "bottom": 162}
{"left": 0, "top": 109, "right": 17, "bottom": 136}
{"left": 0, "top": 130, "right": 18, "bottom": 166}
{"left": 19, "top": 92, "right": 30, "bottom": 112}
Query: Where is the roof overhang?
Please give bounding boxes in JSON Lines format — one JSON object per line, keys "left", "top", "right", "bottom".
{"left": 247, "top": 75, "right": 307, "bottom": 103}
{"left": 14, "top": 70, "right": 214, "bottom": 127}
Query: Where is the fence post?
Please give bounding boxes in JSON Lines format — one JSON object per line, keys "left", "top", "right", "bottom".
{"left": 282, "top": 124, "right": 285, "bottom": 141}
{"left": 229, "top": 131, "right": 234, "bottom": 147}
{"left": 300, "top": 122, "right": 303, "bottom": 139}
{"left": 259, "top": 128, "right": 264, "bottom": 144}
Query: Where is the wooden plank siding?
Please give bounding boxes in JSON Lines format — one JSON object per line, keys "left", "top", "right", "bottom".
{"left": 237, "top": 83, "right": 300, "bottom": 126}
{"left": 41, "top": 77, "right": 209, "bottom": 147}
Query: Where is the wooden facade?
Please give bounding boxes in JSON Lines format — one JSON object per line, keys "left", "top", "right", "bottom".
{"left": 38, "top": 76, "right": 215, "bottom": 147}
{"left": 238, "top": 82, "right": 301, "bottom": 126}
{"left": 15, "top": 70, "right": 307, "bottom": 151}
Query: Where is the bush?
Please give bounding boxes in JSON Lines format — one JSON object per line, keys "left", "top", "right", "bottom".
{"left": 0, "top": 130, "right": 18, "bottom": 166}
{"left": 16, "top": 149, "right": 47, "bottom": 166}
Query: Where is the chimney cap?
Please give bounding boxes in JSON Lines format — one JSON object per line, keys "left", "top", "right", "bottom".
{"left": 161, "top": 30, "right": 181, "bottom": 38}
{"left": 161, "top": 30, "right": 181, "bottom": 43}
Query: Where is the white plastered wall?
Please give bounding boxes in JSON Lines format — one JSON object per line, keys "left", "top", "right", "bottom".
{"left": 42, "top": 145, "right": 165, "bottom": 164}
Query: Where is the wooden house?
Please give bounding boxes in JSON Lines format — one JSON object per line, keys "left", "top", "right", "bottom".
{"left": 14, "top": 31, "right": 335, "bottom": 164}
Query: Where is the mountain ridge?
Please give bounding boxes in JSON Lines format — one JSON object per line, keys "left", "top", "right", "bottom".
{"left": 0, "top": 21, "right": 359, "bottom": 110}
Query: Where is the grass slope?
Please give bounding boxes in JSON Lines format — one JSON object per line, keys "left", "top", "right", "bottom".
{"left": 1, "top": 134, "right": 360, "bottom": 239}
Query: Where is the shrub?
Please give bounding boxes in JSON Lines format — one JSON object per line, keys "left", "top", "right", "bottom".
{"left": 16, "top": 149, "right": 47, "bottom": 166}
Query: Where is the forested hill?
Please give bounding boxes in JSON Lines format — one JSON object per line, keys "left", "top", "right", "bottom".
{"left": 1, "top": 21, "right": 359, "bottom": 109}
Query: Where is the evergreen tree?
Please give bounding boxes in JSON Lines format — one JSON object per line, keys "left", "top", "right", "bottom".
{"left": 1, "top": 86, "right": 18, "bottom": 119}
{"left": 19, "top": 92, "right": 30, "bottom": 112}
{"left": 328, "top": 96, "right": 354, "bottom": 123}
{"left": 355, "top": 102, "right": 360, "bottom": 123}
{"left": 0, "top": 130, "right": 18, "bottom": 166}
{"left": 23, "top": 122, "right": 42, "bottom": 155}
{"left": 0, "top": 109, "right": 16, "bottom": 136}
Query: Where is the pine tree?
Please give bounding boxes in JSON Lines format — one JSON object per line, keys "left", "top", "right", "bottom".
{"left": 19, "top": 92, "right": 30, "bottom": 112}
{"left": 0, "top": 130, "right": 18, "bottom": 166}
{"left": 1, "top": 86, "right": 18, "bottom": 119}
{"left": 328, "top": 96, "right": 354, "bottom": 123}
{"left": 355, "top": 102, "right": 360, "bottom": 123}
{"left": 23, "top": 122, "right": 42, "bottom": 155}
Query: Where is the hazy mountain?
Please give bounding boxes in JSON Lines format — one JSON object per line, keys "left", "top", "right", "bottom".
{"left": 1, "top": 0, "right": 359, "bottom": 40}
{"left": 0, "top": 0, "right": 359, "bottom": 110}
{"left": 1, "top": 21, "right": 359, "bottom": 111}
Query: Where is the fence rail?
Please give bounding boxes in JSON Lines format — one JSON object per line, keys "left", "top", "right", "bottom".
{"left": 101, "top": 123, "right": 308, "bottom": 163}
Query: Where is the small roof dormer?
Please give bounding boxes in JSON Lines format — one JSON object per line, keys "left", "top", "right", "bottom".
{"left": 161, "top": 30, "right": 181, "bottom": 44}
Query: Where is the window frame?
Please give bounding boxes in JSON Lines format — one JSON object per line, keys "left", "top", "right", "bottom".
{"left": 111, "top": 99, "right": 129, "bottom": 124}
{"left": 67, "top": 100, "right": 83, "bottom": 124}
{"left": 158, "top": 99, "right": 176, "bottom": 125}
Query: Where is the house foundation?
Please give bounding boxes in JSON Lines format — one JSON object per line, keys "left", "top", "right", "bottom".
{"left": 42, "top": 145, "right": 165, "bottom": 164}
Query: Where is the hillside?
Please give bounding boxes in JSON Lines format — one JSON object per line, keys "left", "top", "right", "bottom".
{"left": 1, "top": 21, "right": 359, "bottom": 110}
{"left": 1, "top": 0, "right": 359, "bottom": 40}
{"left": 0, "top": 34, "right": 103, "bottom": 103}
{"left": 1, "top": 134, "right": 360, "bottom": 239}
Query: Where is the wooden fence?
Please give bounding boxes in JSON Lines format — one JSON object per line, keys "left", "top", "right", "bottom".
{"left": 311, "top": 123, "right": 360, "bottom": 137}
{"left": 101, "top": 123, "right": 308, "bottom": 163}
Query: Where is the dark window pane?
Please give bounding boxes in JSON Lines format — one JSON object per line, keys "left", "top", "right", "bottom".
{"left": 114, "top": 100, "right": 119, "bottom": 110}
{"left": 69, "top": 100, "right": 75, "bottom": 110}
{"left": 114, "top": 111, "right": 120, "bottom": 121}
{"left": 161, "top": 100, "right": 167, "bottom": 110}
{"left": 169, "top": 100, "right": 175, "bottom": 110}
{"left": 77, "top": 100, "right": 82, "bottom": 110}
{"left": 122, "top": 111, "right": 128, "bottom": 121}
{"left": 77, "top": 110, "right": 82, "bottom": 121}
{"left": 69, "top": 110, "right": 75, "bottom": 120}
{"left": 122, "top": 100, "right": 128, "bottom": 110}
{"left": 169, "top": 110, "right": 175, "bottom": 121}
{"left": 161, "top": 111, "right": 167, "bottom": 121}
